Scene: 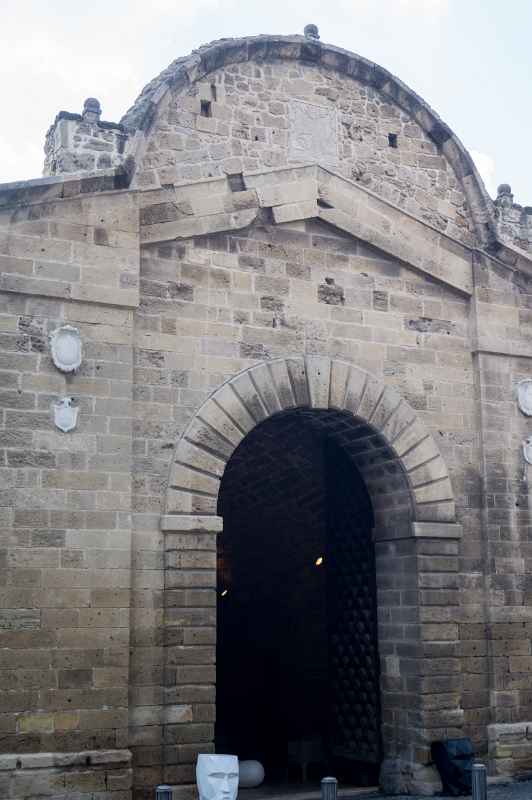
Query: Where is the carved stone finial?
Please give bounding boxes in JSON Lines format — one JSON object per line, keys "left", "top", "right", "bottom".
{"left": 495, "top": 183, "right": 514, "bottom": 210}
{"left": 304, "top": 24, "right": 320, "bottom": 40}
{"left": 82, "top": 97, "right": 102, "bottom": 123}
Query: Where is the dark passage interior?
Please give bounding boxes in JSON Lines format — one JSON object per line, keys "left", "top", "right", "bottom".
{"left": 216, "top": 410, "right": 382, "bottom": 787}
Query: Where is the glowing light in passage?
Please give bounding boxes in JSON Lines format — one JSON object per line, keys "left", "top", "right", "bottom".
{"left": 315, "top": 556, "right": 324, "bottom": 566}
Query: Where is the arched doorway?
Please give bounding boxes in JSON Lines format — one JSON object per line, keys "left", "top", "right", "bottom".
{"left": 215, "top": 410, "right": 386, "bottom": 786}
{"left": 161, "top": 357, "right": 462, "bottom": 794}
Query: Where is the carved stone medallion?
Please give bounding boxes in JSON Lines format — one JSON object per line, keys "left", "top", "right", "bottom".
{"left": 517, "top": 379, "right": 532, "bottom": 416}
{"left": 289, "top": 100, "right": 338, "bottom": 166}
{"left": 53, "top": 397, "right": 79, "bottom": 433}
{"left": 50, "top": 325, "right": 82, "bottom": 373}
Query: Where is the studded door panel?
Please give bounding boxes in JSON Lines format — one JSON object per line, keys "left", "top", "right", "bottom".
{"left": 326, "top": 442, "right": 382, "bottom": 765}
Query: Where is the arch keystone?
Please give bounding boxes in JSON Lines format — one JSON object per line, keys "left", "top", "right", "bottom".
{"left": 329, "top": 359, "right": 350, "bottom": 410}
{"left": 305, "top": 356, "right": 331, "bottom": 409}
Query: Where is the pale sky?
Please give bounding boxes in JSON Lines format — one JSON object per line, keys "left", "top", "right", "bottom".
{"left": 1, "top": 0, "right": 530, "bottom": 204}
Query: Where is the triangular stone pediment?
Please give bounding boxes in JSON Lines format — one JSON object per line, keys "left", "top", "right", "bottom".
{"left": 140, "top": 163, "right": 473, "bottom": 296}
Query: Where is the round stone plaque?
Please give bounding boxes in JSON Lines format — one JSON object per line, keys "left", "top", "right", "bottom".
{"left": 517, "top": 379, "right": 532, "bottom": 416}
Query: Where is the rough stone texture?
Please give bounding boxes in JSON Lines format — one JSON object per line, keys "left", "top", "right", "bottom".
{"left": 44, "top": 109, "right": 129, "bottom": 177}
{"left": 489, "top": 723, "right": 532, "bottom": 778}
{"left": 495, "top": 185, "right": 532, "bottom": 255}
{"left": 2, "top": 27, "right": 532, "bottom": 800}
{"left": 134, "top": 58, "right": 475, "bottom": 247}
{"left": 0, "top": 749, "right": 132, "bottom": 800}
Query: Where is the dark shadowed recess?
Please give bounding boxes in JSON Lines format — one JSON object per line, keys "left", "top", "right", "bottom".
{"left": 216, "top": 410, "right": 383, "bottom": 787}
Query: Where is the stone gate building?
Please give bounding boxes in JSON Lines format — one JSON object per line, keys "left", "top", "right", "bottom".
{"left": 1, "top": 27, "right": 532, "bottom": 800}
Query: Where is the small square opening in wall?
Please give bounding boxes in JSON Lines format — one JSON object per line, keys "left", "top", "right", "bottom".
{"left": 200, "top": 100, "right": 212, "bottom": 118}
{"left": 388, "top": 133, "right": 398, "bottom": 148}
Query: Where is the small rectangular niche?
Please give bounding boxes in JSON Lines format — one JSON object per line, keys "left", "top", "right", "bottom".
{"left": 200, "top": 100, "right": 212, "bottom": 118}
{"left": 210, "top": 83, "right": 217, "bottom": 102}
{"left": 388, "top": 133, "right": 398, "bottom": 148}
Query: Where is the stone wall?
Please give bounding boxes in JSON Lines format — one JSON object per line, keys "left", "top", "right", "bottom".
{"left": 0, "top": 177, "right": 138, "bottom": 798}
{"left": 3, "top": 27, "right": 532, "bottom": 800}
{"left": 0, "top": 749, "right": 132, "bottom": 800}
{"left": 489, "top": 723, "right": 532, "bottom": 778}
{"left": 136, "top": 58, "right": 475, "bottom": 246}
{"left": 127, "top": 169, "right": 478, "bottom": 794}
{"left": 473, "top": 251, "right": 532, "bottom": 732}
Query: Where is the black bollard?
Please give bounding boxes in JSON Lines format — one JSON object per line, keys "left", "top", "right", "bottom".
{"left": 472, "top": 764, "right": 487, "bottom": 800}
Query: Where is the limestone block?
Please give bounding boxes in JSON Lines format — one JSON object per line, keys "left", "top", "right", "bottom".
{"left": 401, "top": 436, "right": 441, "bottom": 471}
{"left": 305, "top": 356, "right": 331, "bottom": 409}
{"left": 184, "top": 417, "right": 236, "bottom": 460}
{"left": 196, "top": 401, "right": 244, "bottom": 449}
{"left": 272, "top": 200, "right": 317, "bottom": 224}
{"left": 267, "top": 359, "right": 297, "bottom": 410}
{"left": 169, "top": 464, "right": 219, "bottom": 496}
{"left": 249, "top": 362, "right": 283, "bottom": 415}
{"left": 414, "top": 478, "right": 454, "bottom": 505}
{"left": 393, "top": 418, "right": 429, "bottom": 456}
{"left": 329, "top": 359, "right": 350, "bottom": 410}
{"left": 174, "top": 440, "right": 225, "bottom": 478}
{"left": 285, "top": 357, "right": 310, "bottom": 407}
{"left": 344, "top": 366, "right": 368, "bottom": 416}
{"left": 229, "top": 370, "right": 269, "bottom": 421}
{"left": 254, "top": 178, "right": 317, "bottom": 208}
{"left": 357, "top": 374, "right": 383, "bottom": 422}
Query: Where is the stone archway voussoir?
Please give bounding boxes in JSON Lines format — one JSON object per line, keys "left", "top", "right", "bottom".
{"left": 212, "top": 383, "right": 257, "bottom": 435}
{"left": 357, "top": 374, "right": 385, "bottom": 423}
{"left": 228, "top": 370, "right": 269, "bottom": 423}
{"left": 167, "top": 358, "right": 456, "bottom": 525}
{"left": 169, "top": 462, "right": 220, "bottom": 495}
{"left": 197, "top": 400, "right": 245, "bottom": 449}
{"left": 344, "top": 365, "right": 369, "bottom": 415}
{"left": 248, "top": 362, "right": 284, "bottom": 415}
{"left": 370, "top": 386, "right": 403, "bottom": 434}
{"left": 267, "top": 358, "right": 298, "bottom": 410}
{"left": 329, "top": 359, "right": 351, "bottom": 409}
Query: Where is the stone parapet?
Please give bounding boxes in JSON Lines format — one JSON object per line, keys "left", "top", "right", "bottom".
{"left": 44, "top": 98, "right": 130, "bottom": 178}
{"left": 494, "top": 184, "right": 532, "bottom": 254}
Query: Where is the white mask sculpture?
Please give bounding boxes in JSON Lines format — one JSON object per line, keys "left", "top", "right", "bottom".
{"left": 197, "top": 754, "right": 239, "bottom": 800}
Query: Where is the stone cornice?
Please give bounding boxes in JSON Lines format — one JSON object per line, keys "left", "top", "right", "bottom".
{"left": 140, "top": 163, "right": 476, "bottom": 297}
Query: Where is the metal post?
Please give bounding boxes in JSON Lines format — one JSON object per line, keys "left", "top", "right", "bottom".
{"left": 472, "top": 763, "right": 487, "bottom": 800}
{"left": 156, "top": 786, "right": 173, "bottom": 800}
{"left": 321, "top": 776, "right": 338, "bottom": 800}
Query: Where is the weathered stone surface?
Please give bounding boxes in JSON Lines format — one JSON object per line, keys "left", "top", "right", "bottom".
{"left": 2, "top": 24, "right": 532, "bottom": 800}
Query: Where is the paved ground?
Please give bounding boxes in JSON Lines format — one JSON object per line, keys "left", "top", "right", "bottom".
{"left": 359, "top": 779, "right": 532, "bottom": 800}
{"left": 243, "top": 779, "right": 532, "bottom": 800}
